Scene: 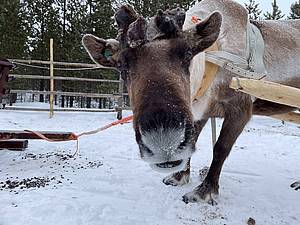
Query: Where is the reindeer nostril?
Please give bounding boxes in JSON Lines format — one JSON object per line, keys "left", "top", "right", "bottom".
{"left": 139, "top": 111, "right": 185, "bottom": 133}
{"left": 140, "top": 143, "right": 154, "bottom": 157}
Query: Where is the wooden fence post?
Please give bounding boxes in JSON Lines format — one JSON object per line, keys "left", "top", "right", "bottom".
{"left": 49, "top": 39, "right": 54, "bottom": 118}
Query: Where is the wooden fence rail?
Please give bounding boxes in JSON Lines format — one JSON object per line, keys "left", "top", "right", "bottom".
{"left": 4, "top": 106, "right": 117, "bottom": 113}
{"left": 9, "top": 90, "right": 128, "bottom": 98}
{"left": 3, "top": 39, "right": 126, "bottom": 118}
{"left": 10, "top": 74, "right": 120, "bottom": 83}
{"left": 9, "top": 59, "right": 111, "bottom": 69}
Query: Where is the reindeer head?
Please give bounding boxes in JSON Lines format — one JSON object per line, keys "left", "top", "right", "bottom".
{"left": 82, "top": 5, "right": 222, "bottom": 172}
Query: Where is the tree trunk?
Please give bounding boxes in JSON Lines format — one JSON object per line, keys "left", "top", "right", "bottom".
{"left": 61, "top": 81, "right": 65, "bottom": 107}
{"left": 103, "top": 98, "right": 107, "bottom": 108}
{"left": 70, "top": 96, "right": 74, "bottom": 107}
{"left": 98, "top": 98, "right": 101, "bottom": 109}
{"left": 61, "top": 95, "right": 65, "bottom": 107}
{"left": 80, "top": 97, "right": 84, "bottom": 108}
{"left": 39, "top": 79, "right": 45, "bottom": 102}
{"left": 86, "top": 97, "right": 91, "bottom": 108}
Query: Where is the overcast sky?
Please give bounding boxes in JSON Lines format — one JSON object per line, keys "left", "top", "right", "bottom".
{"left": 235, "top": 0, "right": 296, "bottom": 17}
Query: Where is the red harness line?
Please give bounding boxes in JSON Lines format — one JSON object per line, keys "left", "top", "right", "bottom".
{"left": 24, "top": 115, "right": 134, "bottom": 156}
{"left": 25, "top": 115, "right": 134, "bottom": 142}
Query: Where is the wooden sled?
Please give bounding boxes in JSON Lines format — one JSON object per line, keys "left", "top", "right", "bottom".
{"left": 230, "top": 77, "right": 300, "bottom": 124}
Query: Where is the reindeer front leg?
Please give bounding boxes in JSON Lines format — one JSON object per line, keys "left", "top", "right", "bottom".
{"left": 182, "top": 104, "right": 252, "bottom": 205}
{"left": 163, "top": 119, "right": 208, "bottom": 186}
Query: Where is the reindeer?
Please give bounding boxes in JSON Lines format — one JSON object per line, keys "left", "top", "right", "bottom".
{"left": 82, "top": 0, "right": 300, "bottom": 205}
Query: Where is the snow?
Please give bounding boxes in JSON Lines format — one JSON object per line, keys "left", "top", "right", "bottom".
{"left": 0, "top": 106, "right": 299, "bottom": 225}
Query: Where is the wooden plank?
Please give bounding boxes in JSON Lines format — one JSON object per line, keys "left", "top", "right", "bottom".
{"left": 230, "top": 78, "right": 300, "bottom": 108}
{"left": 4, "top": 106, "right": 117, "bottom": 112}
{"left": 0, "top": 130, "right": 76, "bottom": 141}
{"left": 271, "top": 112, "right": 300, "bottom": 124}
{"left": 0, "top": 140, "right": 28, "bottom": 151}
{"left": 10, "top": 74, "right": 120, "bottom": 83}
{"left": 9, "top": 90, "right": 127, "bottom": 98}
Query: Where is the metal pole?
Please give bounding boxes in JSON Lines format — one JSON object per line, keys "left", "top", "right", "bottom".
{"left": 49, "top": 39, "right": 54, "bottom": 118}
{"left": 211, "top": 118, "right": 217, "bottom": 148}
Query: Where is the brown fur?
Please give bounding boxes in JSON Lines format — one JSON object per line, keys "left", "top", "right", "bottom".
{"left": 127, "top": 41, "right": 192, "bottom": 123}
{"left": 180, "top": 0, "right": 300, "bottom": 204}
{"left": 82, "top": 0, "right": 300, "bottom": 205}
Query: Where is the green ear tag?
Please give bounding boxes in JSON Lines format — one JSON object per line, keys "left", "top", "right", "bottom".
{"left": 103, "top": 49, "right": 113, "bottom": 59}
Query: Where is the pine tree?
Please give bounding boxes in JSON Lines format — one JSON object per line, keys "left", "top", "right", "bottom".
{"left": 264, "top": 0, "right": 285, "bottom": 20}
{"left": 289, "top": 0, "right": 300, "bottom": 19}
{"left": 85, "top": 0, "right": 116, "bottom": 39}
{"left": 25, "top": 0, "right": 62, "bottom": 102}
{"left": 26, "top": 0, "right": 62, "bottom": 60}
{"left": 0, "top": 0, "right": 29, "bottom": 58}
{"left": 244, "top": 0, "right": 262, "bottom": 20}
{"left": 121, "top": 0, "right": 197, "bottom": 18}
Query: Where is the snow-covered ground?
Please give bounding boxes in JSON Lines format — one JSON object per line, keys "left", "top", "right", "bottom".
{"left": 0, "top": 106, "right": 299, "bottom": 225}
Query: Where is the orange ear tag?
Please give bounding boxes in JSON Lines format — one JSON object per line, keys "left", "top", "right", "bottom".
{"left": 191, "top": 16, "right": 200, "bottom": 24}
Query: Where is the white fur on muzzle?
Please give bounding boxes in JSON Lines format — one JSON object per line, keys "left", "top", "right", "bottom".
{"left": 141, "top": 127, "right": 192, "bottom": 173}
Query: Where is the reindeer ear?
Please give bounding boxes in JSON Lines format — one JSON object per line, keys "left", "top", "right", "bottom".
{"left": 184, "top": 12, "right": 222, "bottom": 55}
{"left": 82, "top": 34, "right": 119, "bottom": 68}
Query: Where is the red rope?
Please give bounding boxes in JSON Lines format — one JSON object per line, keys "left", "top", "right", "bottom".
{"left": 24, "top": 115, "right": 134, "bottom": 157}
{"left": 75, "top": 115, "right": 134, "bottom": 138}
{"left": 24, "top": 115, "right": 134, "bottom": 142}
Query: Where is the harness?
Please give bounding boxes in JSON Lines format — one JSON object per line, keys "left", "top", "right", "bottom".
{"left": 193, "top": 19, "right": 267, "bottom": 100}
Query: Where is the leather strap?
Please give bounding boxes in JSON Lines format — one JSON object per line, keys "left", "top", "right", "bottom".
{"left": 194, "top": 43, "right": 219, "bottom": 99}
{"left": 205, "top": 51, "right": 267, "bottom": 80}
{"left": 193, "top": 22, "right": 267, "bottom": 100}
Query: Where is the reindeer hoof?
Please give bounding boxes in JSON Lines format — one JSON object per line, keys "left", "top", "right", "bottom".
{"left": 163, "top": 170, "right": 190, "bottom": 186}
{"left": 182, "top": 181, "right": 218, "bottom": 205}
{"left": 291, "top": 181, "right": 300, "bottom": 191}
